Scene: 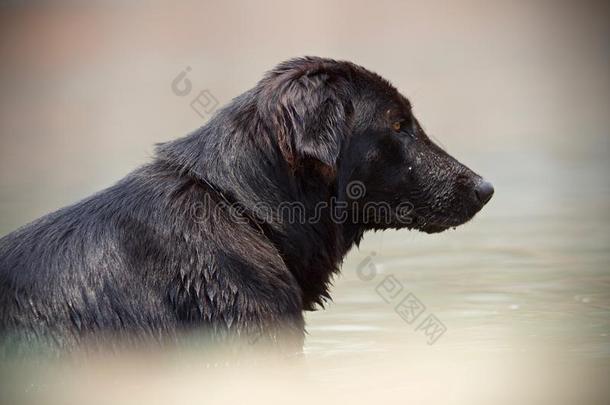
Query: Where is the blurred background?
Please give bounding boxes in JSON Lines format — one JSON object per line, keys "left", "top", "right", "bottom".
{"left": 1, "top": 0, "right": 609, "bottom": 404}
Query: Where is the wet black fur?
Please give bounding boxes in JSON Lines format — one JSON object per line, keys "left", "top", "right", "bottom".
{"left": 0, "top": 57, "right": 491, "bottom": 353}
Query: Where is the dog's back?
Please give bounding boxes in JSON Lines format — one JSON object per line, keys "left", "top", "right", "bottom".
{"left": 0, "top": 166, "right": 180, "bottom": 349}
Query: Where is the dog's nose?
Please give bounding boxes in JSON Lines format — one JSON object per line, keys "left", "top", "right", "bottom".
{"left": 475, "top": 180, "right": 494, "bottom": 205}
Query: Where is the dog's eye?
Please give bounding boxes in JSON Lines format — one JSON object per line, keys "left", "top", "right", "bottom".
{"left": 392, "top": 121, "right": 402, "bottom": 132}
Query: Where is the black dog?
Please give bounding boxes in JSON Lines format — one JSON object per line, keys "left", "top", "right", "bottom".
{"left": 0, "top": 57, "right": 493, "bottom": 353}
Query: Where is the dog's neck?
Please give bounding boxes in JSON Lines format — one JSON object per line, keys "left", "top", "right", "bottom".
{"left": 155, "top": 118, "right": 363, "bottom": 311}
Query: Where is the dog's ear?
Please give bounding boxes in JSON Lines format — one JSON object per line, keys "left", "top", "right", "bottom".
{"left": 259, "top": 65, "right": 352, "bottom": 168}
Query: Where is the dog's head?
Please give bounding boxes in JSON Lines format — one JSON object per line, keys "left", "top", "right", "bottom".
{"left": 258, "top": 57, "right": 493, "bottom": 233}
